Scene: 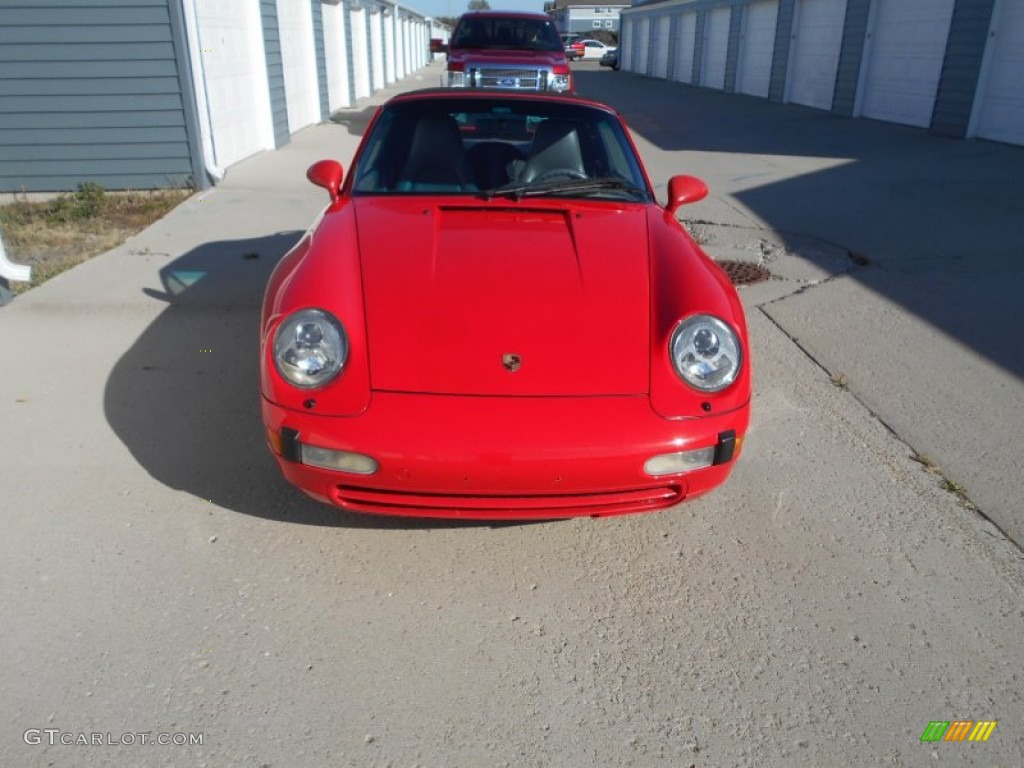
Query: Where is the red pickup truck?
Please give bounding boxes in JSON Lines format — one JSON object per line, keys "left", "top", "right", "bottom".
{"left": 438, "top": 12, "right": 573, "bottom": 93}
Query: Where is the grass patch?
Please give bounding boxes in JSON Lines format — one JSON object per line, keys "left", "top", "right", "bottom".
{"left": 1, "top": 183, "right": 192, "bottom": 294}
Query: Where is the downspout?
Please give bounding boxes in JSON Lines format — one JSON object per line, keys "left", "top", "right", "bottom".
{"left": 180, "top": 0, "right": 225, "bottom": 182}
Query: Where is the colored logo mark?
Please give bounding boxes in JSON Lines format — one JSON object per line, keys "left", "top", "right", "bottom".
{"left": 921, "top": 720, "right": 997, "bottom": 742}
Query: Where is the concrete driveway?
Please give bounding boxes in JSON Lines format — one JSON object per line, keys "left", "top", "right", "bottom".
{"left": 1, "top": 62, "right": 1022, "bottom": 767}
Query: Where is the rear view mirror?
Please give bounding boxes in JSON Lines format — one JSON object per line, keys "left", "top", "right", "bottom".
{"left": 307, "top": 160, "right": 344, "bottom": 203}
{"left": 666, "top": 175, "right": 708, "bottom": 215}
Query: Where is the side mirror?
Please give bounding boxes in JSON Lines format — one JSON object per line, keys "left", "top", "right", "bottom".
{"left": 666, "top": 175, "right": 708, "bottom": 216}
{"left": 307, "top": 160, "right": 344, "bottom": 203}
{"left": 430, "top": 38, "right": 448, "bottom": 54}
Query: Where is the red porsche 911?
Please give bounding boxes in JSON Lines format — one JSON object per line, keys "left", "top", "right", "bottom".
{"left": 261, "top": 89, "right": 750, "bottom": 519}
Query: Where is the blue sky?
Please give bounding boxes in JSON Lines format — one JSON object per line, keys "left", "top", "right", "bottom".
{"left": 406, "top": 0, "right": 549, "bottom": 21}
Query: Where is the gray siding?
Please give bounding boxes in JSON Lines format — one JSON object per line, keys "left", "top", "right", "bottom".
{"left": 768, "top": 0, "right": 794, "bottom": 103}
{"left": 932, "top": 0, "right": 996, "bottom": 137}
{"left": 261, "top": 0, "right": 290, "bottom": 148}
{"left": 724, "top": 5, "right": 743, "bottom": 93}
{"left": 345, "top": 6, "right": 357, "bottom": 105}
{"left": 832, "top": 0, "right": 871, "bottom": 117}
{"left": 0, "top": 0, "right": 198, "bottom": 192}
{"left": 692, "top": 11, "right": 706, "bottom": 85}
{"left": 311, "top": 0, "right": 330, "bottom": 120}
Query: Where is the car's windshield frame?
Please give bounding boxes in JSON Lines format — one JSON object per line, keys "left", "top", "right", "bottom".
{"left": 349, "top": 97, "right": 654, "bottom": 203}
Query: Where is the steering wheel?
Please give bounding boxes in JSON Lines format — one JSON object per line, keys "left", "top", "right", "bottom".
{"left": 531, "top": 168, "right": 587, "bottom": 185}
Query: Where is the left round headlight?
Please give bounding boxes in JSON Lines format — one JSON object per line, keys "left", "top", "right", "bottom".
{"left": 670, "top": 315, "right": 742, "bottom": 392}
{"left": 273, "top": 308, "right": 348, "bottom": 388}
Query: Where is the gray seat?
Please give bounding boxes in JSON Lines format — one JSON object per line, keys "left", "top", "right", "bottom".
{"left": 518, "top": 120, "right": 587, "bottom": 184}
{"left": 395, "top": 116, "right": 477, "bottom": 193}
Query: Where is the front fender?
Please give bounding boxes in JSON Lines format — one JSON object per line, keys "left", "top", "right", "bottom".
{"left": 260, "top": 201, "right": 372, "bottom": 417}
{"left": 648, "top": 209, "right": 751, "bottom": 420}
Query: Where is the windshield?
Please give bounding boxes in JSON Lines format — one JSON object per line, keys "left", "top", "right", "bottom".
{"left": 452, "top": 17, "right": 563, "bottom": 52}
{"left": 350, "top": 98, "right": 652, "bottom": 203}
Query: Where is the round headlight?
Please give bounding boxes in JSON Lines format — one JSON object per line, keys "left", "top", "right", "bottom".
{"left": 273, "top": 309, "right": 348, "bottom": 388}
{"left": 670, "top": 315, "right": 742, "bottom": 392}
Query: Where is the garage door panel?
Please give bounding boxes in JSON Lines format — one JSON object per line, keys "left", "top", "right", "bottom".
{"left": 194, "top": 0, "right": 273, "bottom": 168}
{"left": 636, "top": 19, "right": 650, "bottom": 75}
{"left": 786, "top": 0, "right": 846, "bottom": 110}
{"left": 701, "top": 7, "right": 730, "bottom": 89}
{"left": 737, "top": 0, "right": 778, "bottom": 98}
{"left": 973, "top": 0, "right": 1024, "bottom": 145}
{"left": 277, "top": 0, "right": 319, "bottom": 133}
{"left": 859, "top": 0, "right": 956, "bottom": 128}
{"left": 652, "top": 17, "right": 670, "bottom": 79}
{"left": 673, "top": 13, "right": 696, "bottom": 83}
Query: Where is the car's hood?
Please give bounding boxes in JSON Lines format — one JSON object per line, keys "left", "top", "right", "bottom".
{"left": 354, "top": 199, "right": 649, "bottom": 396}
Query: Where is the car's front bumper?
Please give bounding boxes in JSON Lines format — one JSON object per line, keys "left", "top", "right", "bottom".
{"left": 263, "top": 392, "right": 748, "bottom": 519}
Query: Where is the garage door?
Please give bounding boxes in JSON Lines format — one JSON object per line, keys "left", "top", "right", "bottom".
{"left": 970, "top": 0, "right": 1024, "bottom": 145}
{"left": 672, "top": 13, "right": 697, "bottom": 84}
{"left": 736, "top": 0, "right": 778, "bottom": 98}
{"left": 192, "top": 0, "right": 274, "bottom": 168}
{"left": 701, "top": 6, "right": 730, "bottom": 89}
{"left": 277, "top": 0, "right": 319, "bottom": 132}
{"left": 652, "top": 16, "right": 671, "bottom": 79}
{"left": 321, "top": 1, "right": 350, "bottom": 111}
{"left": 351, "top": 9, "right": 371, "bottom": 100}
{"left": 785, "top": 0, "right": 846, "bottom": 110}
{"left": 371, "top": 11, "right": 385, "bottom": 91}
{"left": 858, "top": 0, "right": 955, "bottom": 128}
{"left": 635, "top": 18, "right": 651, "bottom": 75}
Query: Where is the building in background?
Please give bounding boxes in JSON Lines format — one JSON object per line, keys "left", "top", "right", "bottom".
{"left": 617, "top": 0, "right": 1023, "bottom": 146}
{"left": 0, "top": 0, "right": 437, "bottom": 193}
{"left": 545, "top": 0, "right": 629, "bottom": 36}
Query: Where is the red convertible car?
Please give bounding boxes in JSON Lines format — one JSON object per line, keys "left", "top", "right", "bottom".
{"left": 261, "top": 89, "right": 750, "bottom": 519}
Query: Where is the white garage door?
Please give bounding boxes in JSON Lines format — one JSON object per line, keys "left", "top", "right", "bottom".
{"left": 737, "top": 0, "right": 778, "bottom": 98}
{"left": 701, "top": 6, "right": 730, "bottom": 89}
{"left": 351, "top": 9, "right": 371, "bottom": 100}
{"left": 277, "top": 0, "right": 319, "bottom": 132}
{"left": 858, "top": 0, "right": 955, "bottom": 128}
{"left": 321, "top": 1, "right": 350, "bottom": 112}
{"left": 673, "top": 12, "right": 697, "bottom": 84}
{"left": 970, "top": 0, "right": 1024, "bottom": 145}
{"left": 786, "top": 0, "right": 846, "bottom": 110}
{"left": 636, "top": 18, "right": 651, "bottom": 75}
{"left": 652, "top": 16, "right": 671, "bottom": 79}
{"left": 191, "top": 0, "right": 273, "bottom": 168}
{"left": 371, "top": 11, "right": 385, "bottom": 91}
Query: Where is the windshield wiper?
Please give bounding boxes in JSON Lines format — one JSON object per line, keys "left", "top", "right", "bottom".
{"left": 480, "top": 177, "right": 646, "bottom": 201}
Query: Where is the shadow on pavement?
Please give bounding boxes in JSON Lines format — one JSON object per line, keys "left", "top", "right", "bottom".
{"left": 103, "top": 233, "right": 530, "bottom": 529}
{"left": 572, "top": 67, "right": 1024, "bottom": 380}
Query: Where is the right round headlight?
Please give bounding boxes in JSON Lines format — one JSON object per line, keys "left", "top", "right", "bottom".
{"left": 669, "top": 315, "right": 742, "bottom": 392}
{"left": 273, "top": 308, "right": 348, "bottom": 388}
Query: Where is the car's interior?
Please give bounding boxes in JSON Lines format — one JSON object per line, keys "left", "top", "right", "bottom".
{"left": 352, "top": 101, "right": 650, "bottom": 200}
